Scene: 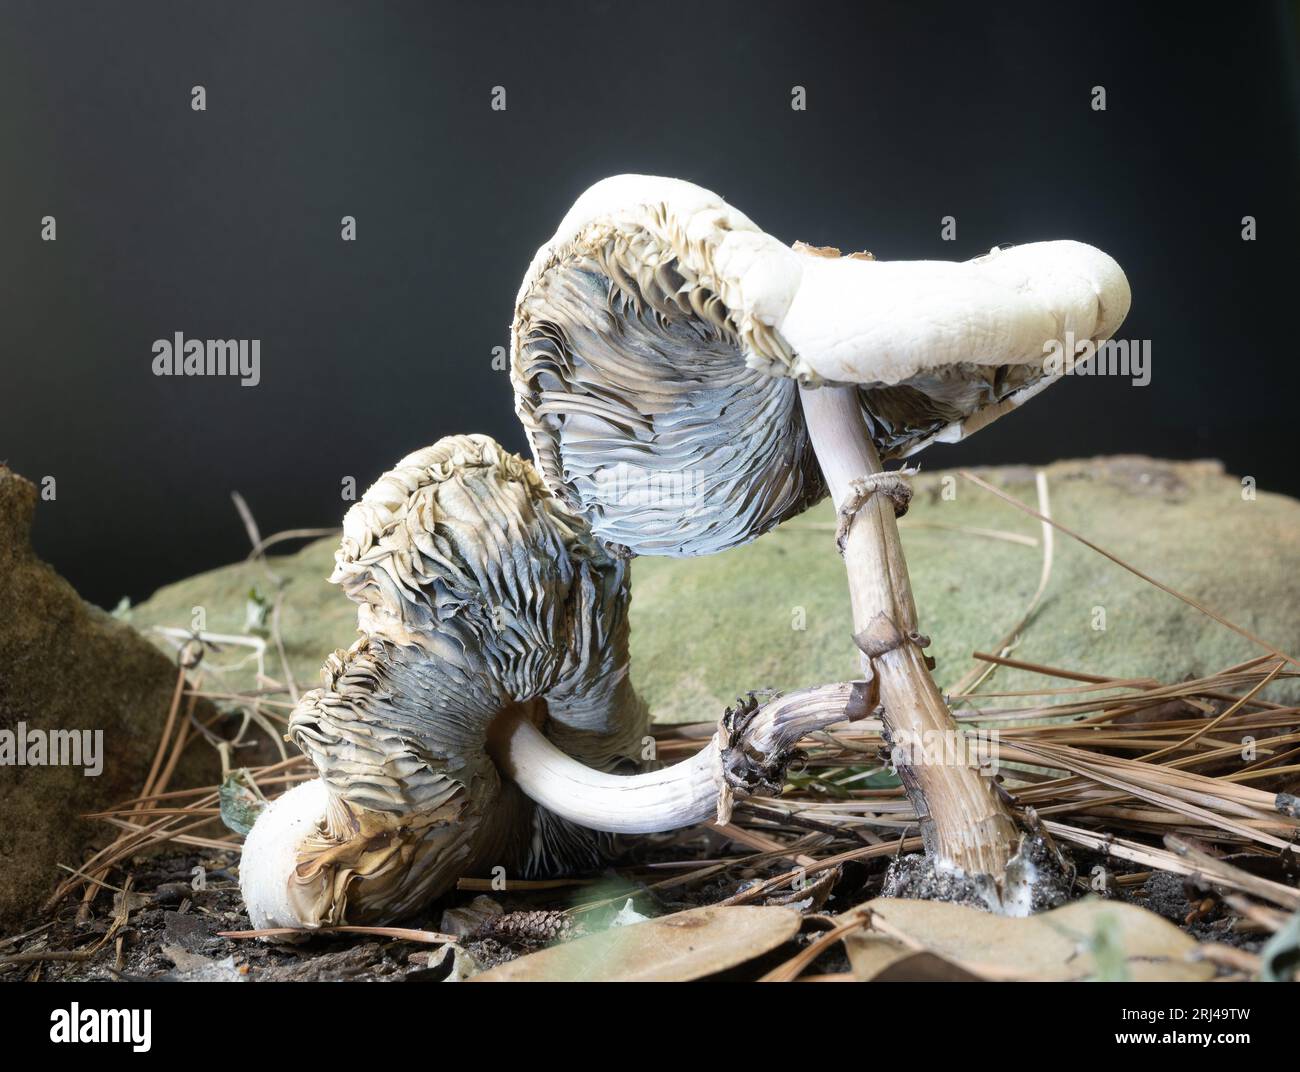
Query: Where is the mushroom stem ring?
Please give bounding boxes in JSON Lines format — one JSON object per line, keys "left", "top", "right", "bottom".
{"left": 834, "top": 468, "right": 917, "bottom": 551}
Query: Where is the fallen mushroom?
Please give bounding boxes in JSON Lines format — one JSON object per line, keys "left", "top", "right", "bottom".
{"left": 511, "top": 175, "right": 1131, "bottom": 907}
{"left": 240, "top": 435, "right": 865, "bottom": 930}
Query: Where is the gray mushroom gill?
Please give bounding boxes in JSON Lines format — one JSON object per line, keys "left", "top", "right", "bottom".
{"left": 239, "top": 434, "right": 862, "bottom": 931}
{"left": 511, "top": 175, "right": 1131, "bottom": 903}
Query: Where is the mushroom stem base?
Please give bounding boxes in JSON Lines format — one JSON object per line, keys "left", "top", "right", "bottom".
{"left": 798, "top": 383, "right": 1021, "bottom": 882}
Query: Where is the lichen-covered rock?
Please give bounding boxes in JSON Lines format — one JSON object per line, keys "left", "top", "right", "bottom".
{"left": 0, "top": 467, "right": 215, "bottom": 929}
{"left": 632, "top": 455, "right": 1300, "bottom": 720}
{"left": 130, "top": 456, "right": 1300, "bottom": 724}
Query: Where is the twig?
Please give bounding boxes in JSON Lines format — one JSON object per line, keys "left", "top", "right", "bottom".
{"left": 219, "top": 925, "right": 457, "bottom": 943}
{"left": 760, "top": 915, "right": 866, "bottom": 982}
{"left": 245, "top": 527, "right": 340, "bottom": 560}
{"left": 950, "top": 470, "right": 1055, "bottom": 696}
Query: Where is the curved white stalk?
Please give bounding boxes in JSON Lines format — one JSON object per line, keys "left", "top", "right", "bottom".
{"left": 492, "top": 681, "right": 868, "bottom": 833}
{"left": 502, "top": 729, "right": 721, "bottom": 833}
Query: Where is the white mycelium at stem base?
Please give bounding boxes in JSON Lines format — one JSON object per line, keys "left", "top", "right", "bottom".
{"left": 511, "top": 174, "right": 1131, "bottom": 892}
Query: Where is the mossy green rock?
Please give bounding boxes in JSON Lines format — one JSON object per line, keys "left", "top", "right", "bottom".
{"left": 130, "top": 456, "right": 1300, "bottom": 724}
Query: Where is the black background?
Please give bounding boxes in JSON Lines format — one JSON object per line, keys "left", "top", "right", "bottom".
{"left": 2, "top": 1, "right": 1298, "bottom": 609}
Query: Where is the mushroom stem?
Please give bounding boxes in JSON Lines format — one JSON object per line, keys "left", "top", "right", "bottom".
{"left": 798, "top": 384, "right": 1021, "bottom": 878}
{"left": 491, "top": 681, "right": 867, "bottom": 833}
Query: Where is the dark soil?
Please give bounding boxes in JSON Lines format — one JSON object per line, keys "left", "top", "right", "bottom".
{"left": 2, "top": 825, "right": 836, "bottom": 982}
{"left": 2, "top": 849, "right": 509, "bottom": 982}
{"left": 1119, "top": 870, "right": 1263, "bottom": 949}
{"left": 2, "top": 820, "right": 1267, "bottom": 982}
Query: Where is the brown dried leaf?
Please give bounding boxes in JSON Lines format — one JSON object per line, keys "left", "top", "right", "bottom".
{"left": 470, "top": 905, "right": 800, "bottom": 982}
{"left": 842, "top": 898, "right": 1215, "bottom": 982}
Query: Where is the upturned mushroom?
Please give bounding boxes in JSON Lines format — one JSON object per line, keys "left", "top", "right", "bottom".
{"left": 511, "top": 175, "right": 1131, "bottom": 905}
{"left": 240, "top": 435, "right": 864, "bottom": 930}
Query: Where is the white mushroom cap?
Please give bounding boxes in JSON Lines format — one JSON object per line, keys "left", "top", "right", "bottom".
{"left": 239, "top": 778, "right": 329, "bottom": 931}
{"left": 780, "top": 239, "right": 1132, "bottom": 386}
{"left": 516, "top": 174, "right": 803, "bottom": 372}
{"left": 512, "top": 174, "right": 1131, "bottom": 557}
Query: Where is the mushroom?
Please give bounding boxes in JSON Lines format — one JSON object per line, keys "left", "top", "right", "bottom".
{"left": 240, "top": 435, "right": 864, "bottom": 930}
{"left": 511, "top": 175, "right": 1131, "bottom": 903}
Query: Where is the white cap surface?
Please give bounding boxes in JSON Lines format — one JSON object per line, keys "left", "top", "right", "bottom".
{"left": 239, "top": 777, "right": 328, "bottom": 931}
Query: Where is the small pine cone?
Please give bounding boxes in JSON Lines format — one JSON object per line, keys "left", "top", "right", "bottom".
{"left": 471, "top": 910, "right": 578, "bottom": 946}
